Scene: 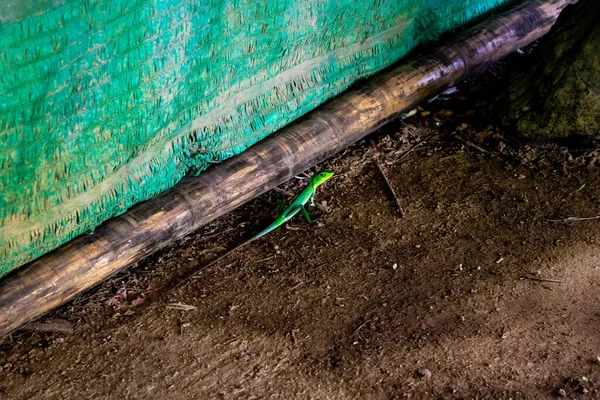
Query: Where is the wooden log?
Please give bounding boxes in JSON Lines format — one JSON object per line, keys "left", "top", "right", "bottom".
{"left": 0, "top": 0, "right": 572, "bottom": 337}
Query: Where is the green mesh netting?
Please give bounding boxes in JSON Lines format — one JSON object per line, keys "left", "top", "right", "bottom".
{"left": 0, "top": 0, "right": 510, "bottom": 277}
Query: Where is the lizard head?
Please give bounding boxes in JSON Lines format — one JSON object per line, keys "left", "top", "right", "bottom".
{"left": 310, "top": 169, "right": 334, "bottom": 188}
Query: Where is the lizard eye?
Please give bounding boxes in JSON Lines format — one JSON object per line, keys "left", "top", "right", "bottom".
{"left": 320, "top": 173, "right": 326, "bottom": 177}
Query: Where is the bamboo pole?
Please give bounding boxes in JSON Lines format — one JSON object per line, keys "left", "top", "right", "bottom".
{"left": 0, "top": 0, "right": 572, "bottom": 337}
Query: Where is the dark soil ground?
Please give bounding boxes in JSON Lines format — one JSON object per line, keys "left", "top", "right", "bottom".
{"left": 2, "top": 54, "right": 600, "bottom": 399}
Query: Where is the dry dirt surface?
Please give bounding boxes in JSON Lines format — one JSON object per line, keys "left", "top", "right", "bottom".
{"left": 2, "top": 61, "right": 600, "bottom": 399}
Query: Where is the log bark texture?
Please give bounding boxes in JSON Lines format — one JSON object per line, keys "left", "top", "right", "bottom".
{"left": 0, "top": 0, "right": 573, "bottom": 337}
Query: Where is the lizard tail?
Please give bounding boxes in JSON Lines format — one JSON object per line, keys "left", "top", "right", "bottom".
{"left": 253, "top": 221, "right": 278, "bottom": 240}
{"left": 252, "top": 210, "right": 296, "bottom": 240}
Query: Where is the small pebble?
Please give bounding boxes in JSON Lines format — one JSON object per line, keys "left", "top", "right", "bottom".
{"left": 417, "top": 368, "right": 432, "bottom": 380}
{"left": 556, "top": 388, "right": 567, "bottom": 397}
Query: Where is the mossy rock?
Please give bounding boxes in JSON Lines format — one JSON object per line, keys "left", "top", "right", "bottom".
{"left": 507, "top": 0, "right": 600, "bottom": 142}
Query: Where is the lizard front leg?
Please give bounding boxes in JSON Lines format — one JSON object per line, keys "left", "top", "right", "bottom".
{"left": 307, "top": 193, "right": 315, "bottom": 211}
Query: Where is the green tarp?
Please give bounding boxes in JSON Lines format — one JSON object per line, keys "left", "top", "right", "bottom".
{"left": 0, "top": 0, "right": 510, "bottom": 277}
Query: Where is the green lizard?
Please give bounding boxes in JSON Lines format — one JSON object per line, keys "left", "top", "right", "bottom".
{"left": 253, "top": 169, "right": 334, "bottom": 239}
{"left": 189, "top": 169, "right": 334, "bottom": 276}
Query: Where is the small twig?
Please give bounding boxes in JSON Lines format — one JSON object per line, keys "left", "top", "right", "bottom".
{"left": 455, "top": 135, "right": 488, "bottom": 153}
{"left": 220, "top": 336, "right": 239, "bottom": 347}
{"left": 72, "top": 293, "right": 93, "bottom": 305}
{"left": 351, "top": 320, "right": 370, "bottom": 336}
{"left": 21, "top": 318, "right": 74, "bottom": 334}
{"left": 196, "top": 226, "right": 236, "bottom": 242}
{"left": 375, "top": 160, "right": 405, "bottom": 217}
{"left": 166, "top": 302, "right": 198, "bottom": 311}
{"left": 273, "top": 187, "right": 294, "bottom": 197}
{"left": 520, "top": 276, "right": 563, "bottom": 284}
{"left": 313, "top": 202, "right": 330, "bottom": 213}
{"left": 397, "top": 139, "right": 428, "bottom": 162}
{"left": 295, "top": 172, "right": 311, "bottom": 180}
{"left": 258, "top": 255, "right": 275, "bottom": 263}
{"left": 392, "top": 132, "right": 440, "bottom": 164}
{"left": 548, "top": 216, "right": 600, "bottom": 223}
{"left": 290, "top": 329, "right": 298, "bottom": 344}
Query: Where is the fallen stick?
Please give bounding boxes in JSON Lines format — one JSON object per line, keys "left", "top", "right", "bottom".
{"left": 520, "top": 276, "right": 563, "bottom": 284}
{"left": 395, "top": 137, "right": 431, "bottom": 163}
{"left": 0, "top": 0, "right": 572, "bottom": 337}
{"left": 351, "top": 320, "right": 370, "bottom": 336}
{"left": 548, "top": 216, "right": 600, "bottom": 223}
{"left": 455, "top": 135, "right": 489, "bottom": 153}
{"left": 273, "top": 187, "right": 295, "bottom": 197}
{"left": 375, "top": 160, "right": 405, "bottom": 217}
{"left": 166, "top": 303, "right": 198, "bottom": 311}
{"left": 21, "top": 319, "right": 74, "bottom": 334}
